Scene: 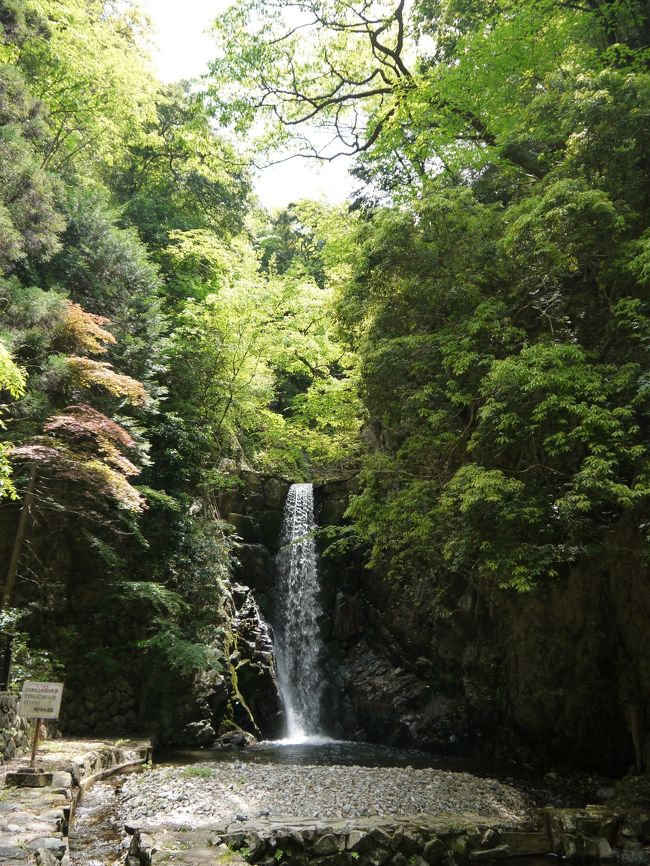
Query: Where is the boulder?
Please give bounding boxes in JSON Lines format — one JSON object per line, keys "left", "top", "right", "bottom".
{"left": 5, "top": 770, "right": 53, "bottom": 788}
{"left": 184, "top": 721, "right": 216, "bottom": 747}
{"left": 214, "top": 730, "right": 257, "bottom": 750}
{"left": 312, "top": 834, "right": 344, "bottom": 856}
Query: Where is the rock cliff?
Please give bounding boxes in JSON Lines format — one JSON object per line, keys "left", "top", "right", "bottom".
{"left": 313, "top": 481, "right": 650, "bottom": 773}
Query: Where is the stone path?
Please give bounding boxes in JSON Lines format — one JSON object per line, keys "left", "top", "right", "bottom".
{"left": 126, "top": 814, "right": 552, "bottom": 866}
{"left": 0, "top": 738, "right": 151, "bottom": 865}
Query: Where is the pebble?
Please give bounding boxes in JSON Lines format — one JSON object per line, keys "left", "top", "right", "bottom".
{"left": 118, "top": 764, "right": 535, "bottom": 830}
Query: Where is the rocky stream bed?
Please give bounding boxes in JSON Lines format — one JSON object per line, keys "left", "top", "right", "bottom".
{"left": 117, "top": 762, "right": 537, "bottom": 830}
{"left": 68, "top": 756, "right": 632, "bottom": 866}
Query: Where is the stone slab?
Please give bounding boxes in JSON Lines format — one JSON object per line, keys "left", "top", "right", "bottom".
{"left": 6, "top": 771, "right": 53, "bottom": 788}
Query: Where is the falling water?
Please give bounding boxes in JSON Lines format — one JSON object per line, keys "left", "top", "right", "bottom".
{"left": 274, "top": 483, "right": 325, "bottom": 742}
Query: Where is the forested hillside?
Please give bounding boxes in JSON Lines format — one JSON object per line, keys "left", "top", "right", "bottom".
{"left": 1, "top": 0, "right": 649, "bottom": 767}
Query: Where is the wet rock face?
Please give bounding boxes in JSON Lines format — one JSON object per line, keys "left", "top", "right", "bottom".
{"left": 217, "top": 472, "right": 290, "bottom": 559}
{"left": 237, "top": 544, "right": 275, "bottom": 593}
{"left": 142, "top": 577, "right": 283, "bottom": 749}
{"left": 332, "top": 641, "right": 467, "bottom": 751}
{"left": 263, "top": 477, "right": 290, "bottom": 510}
{"left": 221, "top": 472, "right": 291, "bottom": 625}
{"left": 314, "top": 480, "right": 353, "bottom": 527}
{"left": 339, "top": 643, "right": 424, "bottom": 745}
{"left": 130, "top": 469, "right": 289, "bottom": 747}
{"left": 217, "top": 471, "right": 649, "bottom": 769}
{"left": 331, "top": 591, "right": 363, "bottom": 642}
{"left": 230, "top": 583, "right": 284, "bottom": 739}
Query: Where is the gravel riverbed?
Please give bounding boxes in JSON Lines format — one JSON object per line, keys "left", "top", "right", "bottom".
{"left": 118, "top": 763, "right": 536, "bottom": 830}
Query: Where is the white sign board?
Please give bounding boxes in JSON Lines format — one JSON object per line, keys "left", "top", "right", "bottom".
{"left": 19, "top": 681, "right": 64, "bottom": 720}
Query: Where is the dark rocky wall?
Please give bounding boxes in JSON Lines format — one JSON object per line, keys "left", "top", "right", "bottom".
{"left": 217, "top": 470, "right": 291, "bottom": 622}
{"left": 313, "top": 480, "right": 650, "bottom": 773}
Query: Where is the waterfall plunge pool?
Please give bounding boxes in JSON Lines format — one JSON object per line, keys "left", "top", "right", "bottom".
{"left": 154, "top": 737, "right": 609, "bottom": 818}
{"left": 156, "top": 738, "right": 459, "bottom": 770}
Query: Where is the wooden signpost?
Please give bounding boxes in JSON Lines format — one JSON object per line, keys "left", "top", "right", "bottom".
{"left": 18, "top": 681, "right": 64, "bottom": 768}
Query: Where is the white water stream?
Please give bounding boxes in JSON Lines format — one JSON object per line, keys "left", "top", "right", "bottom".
{"left": 273, "top": 483, "right": 328, "bottom": 743}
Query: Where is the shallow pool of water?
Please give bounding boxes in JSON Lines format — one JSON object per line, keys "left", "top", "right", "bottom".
{"left": 157, "top": 738, "right": 493, "bottom": 771}
{"left": 156, "top": 737, "right": 606, "bottom": 811}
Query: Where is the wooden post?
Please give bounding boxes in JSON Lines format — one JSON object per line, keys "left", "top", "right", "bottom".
{"left": 29, "top": 718, "right": 40, "bottom": 769}
{"left": 2, "top": 464, "right": 37, "bottom": 610}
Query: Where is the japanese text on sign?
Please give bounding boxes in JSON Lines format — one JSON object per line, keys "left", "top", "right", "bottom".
{"left": 18, "top": 681, "right": 64, "bottom": 719}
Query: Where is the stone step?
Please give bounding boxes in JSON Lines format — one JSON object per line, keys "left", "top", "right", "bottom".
{"left": 499, "top": 830, "right": 551, "bottom": 855}
{"left": 127, "top": 832, "right": 248, "bottom": 866}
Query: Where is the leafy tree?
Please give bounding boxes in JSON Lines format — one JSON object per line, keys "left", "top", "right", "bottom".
{"left": 209, "top": 0, "right": 412, "bottom": 161}
{"left": 11, "top": 0, "right": 156, "bottom": 173}
{"left": 113, "top": 84, "right": 252, "bottom": 255}
{"left": 0, "top": 61, "right": 65, "bottom": 270}
{"left": 11, "top": 403, "right": 145, "bottom": 515}
{"left": 0, "top": 0, "right": 252, "bottom": 725}
{"left": 35, "top": 185, "right": 164, "bottom": 379}
{"left": 0, "top": 339, "right": 25, "bottom": 498}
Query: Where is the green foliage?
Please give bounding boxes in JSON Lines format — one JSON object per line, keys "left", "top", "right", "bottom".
{"left": 182, "top": 766, "right": 214, "bottom": 779}
{"left": 114, "top": 581, "right": 188, "bottom": 619}
{"left": 317, "top": 0, "right": 650, "bottom": 589}
{"left": 0, "top": 609, "right": 64, "bottom": 690}
{"left": 208, "top": 0, "right": 408, "bottom": 161}
{"left": 114, "top": 84, "right": 252, "bottom": 252}
{"left": 15, "top": 0, "right": 156, "bottom": 173}
{"left": 38, "top": 184, "right": 164, "bottom": 381}
{"left": 0, "top": 340, "right": 25, "bottom": 398}
{"left": 135, "top": 625, "right": 212, "bottom": 678}
{"left": 158, "top": 205, "right": 361, "bottom": 481}
{"left": 0, "top": 64, "right": 65, "bottom": 270}
{"left": 0, "top": 338, "right": 25, "bottom": 498}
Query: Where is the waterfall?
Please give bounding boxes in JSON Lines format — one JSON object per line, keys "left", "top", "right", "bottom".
{"left": 274, "top": 482, "right": 325, "bottom": 742}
